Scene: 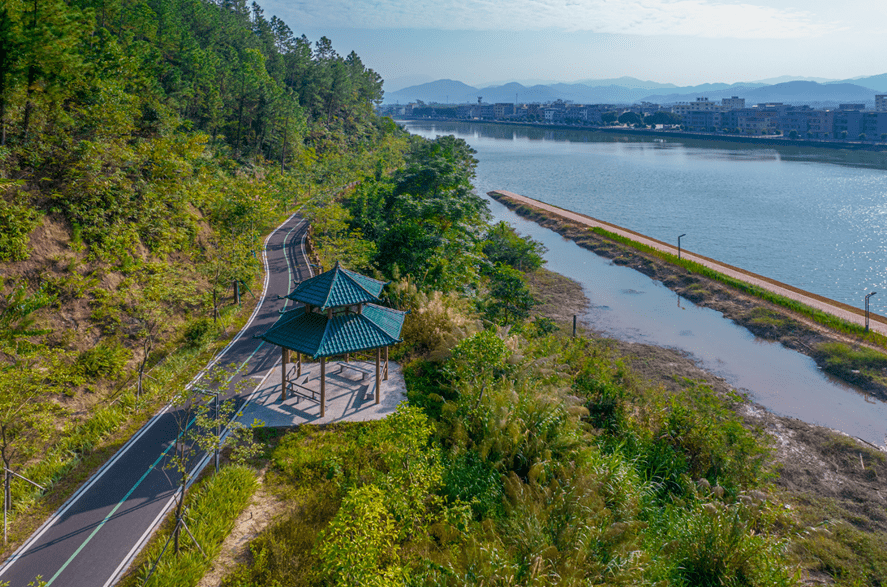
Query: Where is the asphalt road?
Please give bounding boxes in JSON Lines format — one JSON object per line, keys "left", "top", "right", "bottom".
{"left": 0, "top": 213, "right": 311, "bottom": 587}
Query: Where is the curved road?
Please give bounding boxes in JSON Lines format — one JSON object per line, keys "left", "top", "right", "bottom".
{"left": 0, "top": 213, "right": 311, "bottom": 586}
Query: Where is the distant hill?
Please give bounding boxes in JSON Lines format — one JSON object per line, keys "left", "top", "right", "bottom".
{"left": 642, "top": 81, "right": 877, "bottom": 106}
{"left": 384, "top": 74, "right": 434, "bottom": 93}
{"left": 750, "top": 75, "right": 837, "bottom": 84}
{"left": 829, "top": 73, "right": 887, "bottom": 93}
{"left": 385, "top": 79, "right": 479, "bottom": 104}
{"left": 575, "top": 76, "right": 678, "bottom": 90}
{"left": 384, "top": 77, "right": 879, "bottom": 107}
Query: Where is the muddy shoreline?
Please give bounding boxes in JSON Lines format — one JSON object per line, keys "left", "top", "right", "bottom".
{"left": 490, "top": 191, "right": 887, "bottom": 404}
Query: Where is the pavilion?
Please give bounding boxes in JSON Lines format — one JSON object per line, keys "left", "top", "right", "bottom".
{"left": 257, "top": 262, "right": 407, "bottom": 416}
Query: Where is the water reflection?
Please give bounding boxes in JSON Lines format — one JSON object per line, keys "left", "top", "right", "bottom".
{"left": 417, "top": 121, "right": 887, "bottom": 170}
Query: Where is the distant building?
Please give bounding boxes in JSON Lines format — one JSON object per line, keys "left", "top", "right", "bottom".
{"left": 838, "top": 103, "right": 866, "bottom": 111}
{"left": 834, "top": 110, "right": 863, "bottom": 138}
{"left": 494, "top": 103, "right": 515, "bottom": 118}
{"left": 861, "top": 112, "right": 887, "bottom": 139}
{"left": 876, "top": 95, "right": 887, "bottom": 112}
{"left": 721, "top": 96, "right": 745, "bottom": 110}
{"left": 722, "top": 108, "right": 775, "bottom": 134}
{"left": 685, "top": 111, "right": 721, "bottom": 131}
{"left": 778, "top": 109, "right": 834, "bottom": 139}
{"left": 754, "top": 103, "right": 789, "bottom": 116}
{"left": 672, "top": 97, "right": 725, "bottom": 117}
{"left": 564, "top": 106, "right": 588, "bottom": 121}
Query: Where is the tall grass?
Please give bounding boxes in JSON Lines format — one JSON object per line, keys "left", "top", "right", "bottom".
{"left": 125, "top": 465, "right": 257, "bottom": 587}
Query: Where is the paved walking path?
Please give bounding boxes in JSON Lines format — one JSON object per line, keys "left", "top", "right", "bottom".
{"left": 491, "top": 190, "right": 887, "bottom": 337}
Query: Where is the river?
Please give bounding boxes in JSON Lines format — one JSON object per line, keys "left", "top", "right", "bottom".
{"left": 404, "top": 120, "right": 887, "bottom": 447}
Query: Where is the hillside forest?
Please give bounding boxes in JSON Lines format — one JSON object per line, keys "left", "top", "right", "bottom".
{"left": 1, "top": 0, "right": 886, "bottom": 586}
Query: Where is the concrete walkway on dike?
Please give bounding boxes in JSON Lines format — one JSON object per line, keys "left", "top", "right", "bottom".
{"left": 490, "top": 190, "right": 887, "bottom": 338}
{"left": 239, "top": 360, "right": 407, "bottom": 427}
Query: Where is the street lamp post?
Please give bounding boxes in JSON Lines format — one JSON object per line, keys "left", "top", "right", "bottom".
{"left": 865, "top": 291, "right": 877, "bottom": 332}
{"left": 678, "top": 234, "right": 687, "bottom": 261}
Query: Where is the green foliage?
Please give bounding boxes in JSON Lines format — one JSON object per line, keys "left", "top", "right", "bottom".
{"left": 0, "top": 191, "right": 41, "bottom": 262}
{"left": 348, "top": 135, "right": 489, "bottom": 292}
{"left": 0, "top": 282, "right": 54, "bottom": 354}
{"left": 183, "top": 317, "right": 215, "bottom": 348}
{"left": 127, "top": 465, "right": 257, "bottom": 587}
{"left": 650, "top": 498, "right": 793, "bottom": 586}
{"left": 573, "top": 370, "right": 627, "bottom": 433}
{"left": 314, "top": 484, "right": 405, "bottom": 586}
{"left": 817, "top": 341, "right": 887, "bottom": 372}
{"left": 644, "top": 111, "right": 684, "bottom": 126}
{"left": 442, "top": 450, "right": 503, "bottom": 520}
{"left": 482, "top": 221, "right": 546, "bottom": 272}
{"left": 75, "top": 340, "right": 130, "bottom": 380}
{"left": 618, "top": 111, "right": 642, "bottom": 125}
{"left": 484, "top": 264, "right": 539, "bottom": 325}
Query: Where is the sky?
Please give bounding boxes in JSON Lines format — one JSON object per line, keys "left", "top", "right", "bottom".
{"left": 256, "top": 0, "right": 887, "bottom": 88}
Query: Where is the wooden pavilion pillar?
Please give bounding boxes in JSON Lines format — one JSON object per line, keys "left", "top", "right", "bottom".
{"left": 297, "top": 352, "right": 301, "bottom": 377}
{"left": 320, "top": 356, "right": 326, "bottom": 417}
{"left": 375, "top": 347, "right": 381, "bottom": 405}
{"left": 384, "top": 346, "right": 389, "bottom": 381}
{"left": 280, "top": 347, "right": 288, "bottom": 401}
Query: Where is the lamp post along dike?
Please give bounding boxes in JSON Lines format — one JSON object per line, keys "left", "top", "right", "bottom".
{"left": 678, "top": 234, "right": 687, "bottom": 261}
{"left": 865, "top": 291, "right": 877, "bottom": 332}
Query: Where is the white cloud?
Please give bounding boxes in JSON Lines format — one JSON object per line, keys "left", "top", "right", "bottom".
{"left": 288, "top": 0, "right": 837, "bottom": 39}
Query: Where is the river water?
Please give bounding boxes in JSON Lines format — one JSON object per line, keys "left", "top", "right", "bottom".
{"left": 405, "top": 121, "right": 887, "bottom": 447}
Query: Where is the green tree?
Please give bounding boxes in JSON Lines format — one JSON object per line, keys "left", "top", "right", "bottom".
{"left": 0, "top": 6, "right": 20, "bottom": 145}
{"left": 484, "top": 264, "right": 538, "bottom": 324}
{"left": 482, "top": 221, "right": 546, "bottom": 271}
{"left": 644, "top": 111, "right": 683, "bottom": 126}
{"left": 618, "top": 111, "right": 641, "bottom": 125}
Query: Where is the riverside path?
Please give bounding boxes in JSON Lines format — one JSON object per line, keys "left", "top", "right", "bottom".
{"left": 0, "top": 213, "right": 312, "bottom": 587}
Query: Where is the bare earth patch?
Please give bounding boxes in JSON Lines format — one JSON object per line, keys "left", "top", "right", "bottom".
{"left": 198, "top": 466, "right": 288, "bottom": 587}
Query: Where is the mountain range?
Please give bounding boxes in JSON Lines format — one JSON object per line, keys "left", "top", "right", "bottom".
{"left": 383, "top": 74, "right": 887, "bottom": 106}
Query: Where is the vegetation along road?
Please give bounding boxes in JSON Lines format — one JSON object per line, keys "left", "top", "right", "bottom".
{"left": 0, "top": 214, "right": 311, "bottom": 587}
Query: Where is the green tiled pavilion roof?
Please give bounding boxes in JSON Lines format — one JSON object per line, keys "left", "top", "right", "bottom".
{"left": 259, "top": 304, "right": 407, "bottom": 358}
{"left": 286, "top": 262, "right": 387, "bottom": 310}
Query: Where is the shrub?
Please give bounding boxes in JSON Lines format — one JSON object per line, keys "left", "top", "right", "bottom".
{"left": 389, "top": 279, "right": 480, "bottom": 359}
{"left": 0, "top": 195, "right": 41, "bottom": 262}
{"left": 76, "top": 340, "right": 130, "bottom": 380}
{"left": 653, "top": 500, "right": 793, "bottom": 586}
{"left": 442, "top": 450, "right": 503, "bottom": 519}
{"left": 183, "top": 317, "right": 215, "bottom": 348}
{"left": 314, "top": 484, "right": 405, "bottom": 586}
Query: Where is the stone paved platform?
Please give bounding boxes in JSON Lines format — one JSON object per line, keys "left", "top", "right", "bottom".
{"left": 238, "top": 360, "right": 406, "bottom": 427}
